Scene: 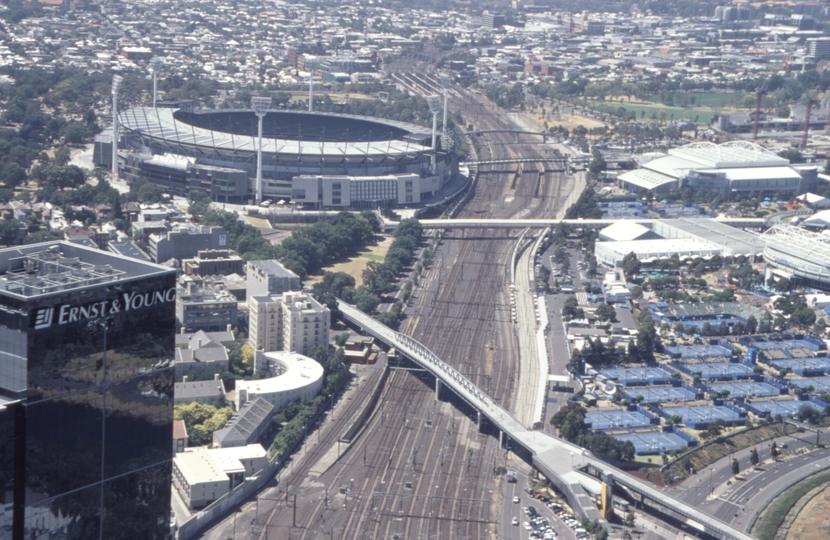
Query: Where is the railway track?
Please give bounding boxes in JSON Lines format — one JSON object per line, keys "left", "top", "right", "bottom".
{"left": 245, "top": 76, "right": 577, "bottom": 540}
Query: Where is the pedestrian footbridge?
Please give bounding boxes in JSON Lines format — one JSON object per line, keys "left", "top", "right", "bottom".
{"left": 339, "top": 300, "right": 756, "bottom": 540}
{"left": 382, "top": 217, "right": 767, "bottom": 231}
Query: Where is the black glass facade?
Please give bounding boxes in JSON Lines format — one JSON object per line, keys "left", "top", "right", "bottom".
{"left": 0, "top": 248, "right": 176, "bottom": 540}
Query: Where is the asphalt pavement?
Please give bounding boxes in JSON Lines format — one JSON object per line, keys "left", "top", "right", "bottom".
{"left": 665, "top": 429, "right": 830, "bottom": 532}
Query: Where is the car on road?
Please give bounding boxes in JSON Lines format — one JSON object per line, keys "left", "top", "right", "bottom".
{"left": 512, "top": 517, "right": 519, "bottom": 526}
{"left": 513, "top": 495, "right": 520, "bottom": 503}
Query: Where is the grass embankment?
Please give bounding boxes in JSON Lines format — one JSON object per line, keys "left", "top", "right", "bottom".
{"left": 751, "top": 469, "right": 830, "bottom": 540}
{"left": 659, "top": 424, "right": 792, "bottom": 484}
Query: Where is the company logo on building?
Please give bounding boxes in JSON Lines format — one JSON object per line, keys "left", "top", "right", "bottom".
{"left": 31, "top": 287, "right": 176, "bottom": 329}
{"left": 33, "top": 307, "right": 54, "bottom": 329}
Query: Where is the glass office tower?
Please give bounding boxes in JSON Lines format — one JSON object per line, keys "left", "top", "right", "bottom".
{"left": 0, "top": 242, "right": 176, "bottom": 540}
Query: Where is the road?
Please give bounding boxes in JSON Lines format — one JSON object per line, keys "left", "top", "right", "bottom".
{"left": 665, "top": 429, "right": 830, "bottom": 533}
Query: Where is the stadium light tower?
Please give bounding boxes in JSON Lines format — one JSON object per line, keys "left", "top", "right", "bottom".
{"left": 426, "top": 95, "right": 441, "bottom": 175}
{"left": 440, "top": 74, "right": 450, "bottom": 136}
{"left": 307, "top": 57, "right": 319, "bottom": 113}
{"left": 111, "top": 74, "right": 123, "bottom": 178}
{"left": 252, "top": 96, "right": 272, "bottom": 204}
{"left": 149, "top": 58, "right": 163, "bottom": 108}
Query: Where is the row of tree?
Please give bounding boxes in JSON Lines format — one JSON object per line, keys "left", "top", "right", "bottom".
{"left": 200, "top": 209, "right": 382, "bottom": 276}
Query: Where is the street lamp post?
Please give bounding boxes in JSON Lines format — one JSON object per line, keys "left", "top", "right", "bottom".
{"left": 440, "top": 74, "right": 450, "bottom": 136}
{"left": 252, "top": 96, "right": 272, "bottom": 204}
{"left": 89, "top": 312, "right": 114, "bottom": 540}
{"left": 426, "top": 95, "right": 441, "bottom": 176}
{"left": 149, "top": 58, "right": 163, "bottom": 108}
{"left": 111, "top": 75, "right": 123, "bottom": 178}
{"left": 307, "top": 58, "right": 319, "bottom": 113}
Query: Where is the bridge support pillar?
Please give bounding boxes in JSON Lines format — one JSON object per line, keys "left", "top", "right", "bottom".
{"left": 476, "top": 410, "right": 483, "bottom": 432}
{"left": 499, "top": 430, "right": 505, "bottom": 449}
{"left": 435, "top": 378, "right": 442, "bottom": 401}
{"left": 543, "top": 134, "right": 547, "bottom": 143}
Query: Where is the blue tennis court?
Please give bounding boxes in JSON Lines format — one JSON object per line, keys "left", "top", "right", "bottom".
{"left": 621, "top": 386, "right": 698, "bottom": 403}
{"left": 664, "top": 344, "right": 733, "bottom": 359}
{"left": 600, "top": 366, "right": 674, "bottom": 386}
{"left": 661, "top": 405, "right": 745, "bottom": 429}
{"left": 744, "top": 399, "right": 824, "bottom": 417}
{"left": 789, "top": 377, "right": 830, "bottom": 392}
{"left": 769, "top": 358, "right": 830, "bottom": 376}
{"left": 612, "top": 432, "right": 688, "bottom": 455}
{"left": 706, "top": 381, "right": 781, "bottom": 398}
{"left": 683, "top": 362, "right": 755, "bottom": 380}
{"left": 584, "top": 410, "right": 654, "bottom": 431}
{"left": 748, "top": 339, "right": 821, "bottom": 351}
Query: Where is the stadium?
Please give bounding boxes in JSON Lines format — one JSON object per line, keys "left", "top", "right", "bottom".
{"left": 94, "top": 104, "right": 453, "bottom": 207}
{"left": 616, "top": 141, "right": 818, "bottom": 197}
{"left": 763, "top": 225, "right": 830, "bottom": 289}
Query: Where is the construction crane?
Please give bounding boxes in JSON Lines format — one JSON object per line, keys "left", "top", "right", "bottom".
{"left": 801, "top": 93, "right": 818, "bottom": 151}
{"left": 752, "top": 84, "right": 767, "bottom": 141}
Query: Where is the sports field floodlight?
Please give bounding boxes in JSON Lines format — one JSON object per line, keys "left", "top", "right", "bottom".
{"left": 426, "top": 95, "right": 441, "bottom": 175}
{"left": 252, "top": 96, "right": 272, "bottom": 204}
{"left": 149, "top": 58, "right": 163, "bottom": 108}
{"left": 306, "top": 57, "right": 319, "bottom": 112}
{"left": 111, "top": 74, "right": 123, "bottom": 177}
{"left": 440, "top": 74, "right": 451, "bottom": 136}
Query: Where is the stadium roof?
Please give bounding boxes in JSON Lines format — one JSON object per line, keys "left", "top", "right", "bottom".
{"left": 595, "top": 238, "right": 720, "bottom": 265}
{"left": 617, "top": 169, "right": 678, "bottom": 190}
{"left": 720, "top": 166, "right": 801, "bottom": 181}
{"left": 802, "top": 209, "right": 830, "bottom": 228}
{"left": 642, "top": 155, "right": 701, "bottom": 179}
{"left": 763, "top": 224, "right": 830, "bottom": 282}
{"left": 668, "top": 141, "right": 789, "bottom": 169}
{"left": 120, "top": 107, "right": 433, "bottom": 159}
{"left": 652, "top": 219, "right": 766, "bottom": 257}
{"left": 598, "top": 221, "right": 654, "bottom": 242}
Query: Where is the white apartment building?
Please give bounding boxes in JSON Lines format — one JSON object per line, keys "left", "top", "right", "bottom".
{"left": 248, "top": 292, "right": 330, "bottom": 355}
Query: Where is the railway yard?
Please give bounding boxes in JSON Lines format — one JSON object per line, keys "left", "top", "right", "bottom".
{"left": 201, "top": 68, "right": 582, "bottom": 540}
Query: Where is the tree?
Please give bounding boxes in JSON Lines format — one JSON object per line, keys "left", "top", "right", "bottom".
{"left": 622, "top": 252, "right": 640, "bottom": 277}
{"left": 352, "top": 286, "right": 381, "bottom": 314}
{"left": 550, "top": 403, "right": 586, "bottom": 441}
{"left": 187, "top": 189, "right": 212, "bottom": 216}
{"left": 630, "top": 286, "right": 643, "bottom": 300}
{"left": 731, "top": 458, "right": 740, "bottom": 475}
{"left": 0, "top": 162, "right": 26, "bottom": 189}
{"left": 749, "top": 448, "right": 759, "bottom": 466}
{"left": 595, "top": 303, "right": 616, "bottom": 322}
{"left": 0, "top": 219, "right": 26, "bottom": 245}
{"left": 796, "top": 403, "right": 821, "bottom": 424}
{"left": 562, "top": 296, "right": 584, "bottom": 321}
{"left": 704, "top": 419, "right": 726, "bottom": 440}
{"left": 745, "top": 315, "right": 758, "bottom": 335}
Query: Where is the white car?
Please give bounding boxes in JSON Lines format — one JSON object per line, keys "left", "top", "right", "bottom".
{"left": 523, "top": 522, "right": 533, "bottom": 531}
{"left": 512, "top": 516, "right": 519, "bottom": 526}
{"left": 513, "top": 495, "right": 520, "bottom": 503}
